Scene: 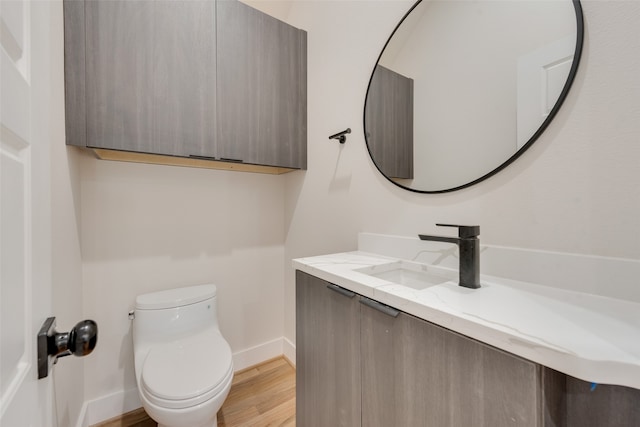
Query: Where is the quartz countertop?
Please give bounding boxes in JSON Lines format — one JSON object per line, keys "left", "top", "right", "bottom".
{"left": 293, "top": 251, "right": 640, "bottom": 390}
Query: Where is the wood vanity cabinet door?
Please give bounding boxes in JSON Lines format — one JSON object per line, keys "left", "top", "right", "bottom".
{"left": 83, "top": 0, "right": 216, "bottom": 157}
{"left": 365, "top": 65, "right": 414, "bottom": 179}
{"left": 295, "top": 271, "right": 361, "bottom": 427}
{"left": 360, "top": 305, "right": 541, "bottom": 427}
{"left": 216, "top": 0, "right": 307, "bottom": 169}
{"left": 564, "top": 376, "right": 640, "bottom": 427}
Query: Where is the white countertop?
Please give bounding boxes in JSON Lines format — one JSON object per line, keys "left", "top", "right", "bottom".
{"left": 293, "top": 251, "right": 640, "bottom": 390}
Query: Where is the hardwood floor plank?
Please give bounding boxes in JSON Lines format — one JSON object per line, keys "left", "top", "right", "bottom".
{"left": 91, "top": 357, "right": 296, "bottom": 427}
{"left": 251, "top": 395, "right": 296, "bottom": 427}
{"left": 255, "top": 379, "right": 295, "bottom": 414}
{"left": 219, "top": 362, "right": 295, "bottom": 425}
{"left": 91, "top": 408, "right": 156, "bottom": 427}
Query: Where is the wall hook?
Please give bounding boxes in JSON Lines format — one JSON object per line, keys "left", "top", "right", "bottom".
{"left": 329, "top": 128, "right": 351, "bottom": 144}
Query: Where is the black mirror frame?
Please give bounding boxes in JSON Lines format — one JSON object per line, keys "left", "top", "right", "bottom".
{"left": 363, "top": 0, "right": 585, "bottom": 194}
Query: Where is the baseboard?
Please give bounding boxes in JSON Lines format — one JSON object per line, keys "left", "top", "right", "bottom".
{"left": 283, "top": 336, "right": 296, "bottom": 367}
{"left": 77, "top": 337, "right": 294, "bottom": 427}
{"left": 232, "top": 337, "right": 285, "bottom": 372}
{"left": 76, "top": 388, "right": 141, "bottom": 427}
{"left": 76, "top": 401, "right": 88, "bottom": 427}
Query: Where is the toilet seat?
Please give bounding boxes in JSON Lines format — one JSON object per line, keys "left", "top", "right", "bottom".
{"left": 141, "top": 331, "right": 233, "bottom": 410}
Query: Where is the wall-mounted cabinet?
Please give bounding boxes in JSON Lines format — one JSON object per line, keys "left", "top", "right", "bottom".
{"left": 296, "top": 271, "right": 640, "bottom": 427}
{"left": 64, "top": 0, "right": 306, "bottom": 173}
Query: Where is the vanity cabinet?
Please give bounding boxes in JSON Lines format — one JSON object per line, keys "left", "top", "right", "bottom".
{"left": 64, "top": 0, "right": 306, "bottom": 172}
{"left": 296, "top": 271, "right": 539, "bottom": 426}
{"left": 296, "top": 271, "right": 640, "bottom": 427}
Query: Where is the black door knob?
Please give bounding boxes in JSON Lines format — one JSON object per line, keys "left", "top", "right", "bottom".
{"left": 38, "top": 317, "right": 98, "bottom": 379}
{"left": 67, "top": 319, "right": 98, "bottom": 357}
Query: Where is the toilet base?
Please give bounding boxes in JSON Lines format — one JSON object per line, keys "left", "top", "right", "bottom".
{"left": 141, "top": 368, "right": 232, "bottom": 427}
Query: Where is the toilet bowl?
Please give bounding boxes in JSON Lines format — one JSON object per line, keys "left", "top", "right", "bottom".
{"left": 132, "top": 285, "right": 233, "bottom": 427}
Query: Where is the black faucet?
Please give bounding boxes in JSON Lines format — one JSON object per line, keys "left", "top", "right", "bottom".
{"left": 419, "top": 224, "right": 480, "bottom": 289}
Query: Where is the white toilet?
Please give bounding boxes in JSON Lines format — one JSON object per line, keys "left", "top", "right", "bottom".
{"left": 132, "top": 284, "right": 233, "bottom": 427}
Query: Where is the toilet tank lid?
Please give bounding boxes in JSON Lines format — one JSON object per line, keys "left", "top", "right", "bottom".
{"left": 135, "top": 284, "right": 217, "bottom": 310}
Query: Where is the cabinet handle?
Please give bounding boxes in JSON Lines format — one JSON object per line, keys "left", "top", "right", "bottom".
{"left": 326, "top": 284, "right": 356, "bottom": 299}
{"left": 188, "top": 155, "right": 244, "bottom": 163}
{"left": 360, "top": 297, "right": 400, "bottom": 318}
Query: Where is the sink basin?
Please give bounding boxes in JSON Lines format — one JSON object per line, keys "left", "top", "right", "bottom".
{"left": 355, "top": 261, "right": 455, "bottom": 290}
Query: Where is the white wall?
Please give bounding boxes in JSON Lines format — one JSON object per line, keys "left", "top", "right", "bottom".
{"left": 52, "top": 144, "right": 84, "bottom": 427}
{"left": 47, "top": 1, "right": 86, "bottom": 425}
{"left": 79, "top": 156, "right": 288, "bottom": 402}
{"left": 283, "top": 0, "right": 640, "bottom": 346}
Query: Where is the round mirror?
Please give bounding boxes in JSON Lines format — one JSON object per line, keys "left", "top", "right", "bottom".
{"left": 364, "top": 0, "right": 584, "bottom": 193}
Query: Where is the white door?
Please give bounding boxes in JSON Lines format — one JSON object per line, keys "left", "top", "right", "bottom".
{"left": 1, "top": 0, "right": 54, "bottom": 426}
{"left": 516, "top": 35, "right": 575, "bottom": 149}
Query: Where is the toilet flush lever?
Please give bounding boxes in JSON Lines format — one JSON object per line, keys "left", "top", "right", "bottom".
{"left": 37, "top": 317, "right": 98, "bottom": 379}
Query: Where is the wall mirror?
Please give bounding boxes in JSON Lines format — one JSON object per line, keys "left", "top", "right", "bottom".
{"left": 364, "top": 0, "right": 584, "bottom": 193}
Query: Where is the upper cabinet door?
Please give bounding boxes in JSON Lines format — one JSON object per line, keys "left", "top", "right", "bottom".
{"left": 85, "top": 0, "right": 155, "bottom": 153}
{"left": 84, "top": 1, "right": 216, "bottom": 157}
{"left": 153, "top": 1, "right": 216, "bottom": 158}
{"left": 216, "top": 0, "right": 307, "bottom": 169}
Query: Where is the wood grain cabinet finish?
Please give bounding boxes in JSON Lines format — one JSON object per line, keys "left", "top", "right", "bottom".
{"left": 217, "top": 0, "right": 307, "bottom": 169}
{"left": 295, "top": 271, "right": 361, "bottom": 427}
{"left": 556, "top": 374, "right": 640, "bottom": 427}
{"left": 63, "top": 0, "right": 306, "bottom": 170}
{"left": 365, "top": 65, "right": 413, "bottom": 179}
{"left": 361, "top": 302, "right": 541, "bottom": 427}
{"left": 80, "top": 0, "right": 216, "bottom": 157}
{"left": 296, "top": 272, "right": 640, "bottom": 427}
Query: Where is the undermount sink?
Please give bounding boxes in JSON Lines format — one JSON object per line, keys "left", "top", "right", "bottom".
{"left": 355, "top": 260, "right": 455, "bottom": 290}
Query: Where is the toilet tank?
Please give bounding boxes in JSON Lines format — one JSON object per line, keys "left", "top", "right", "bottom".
{"left": 133, "top": 284, "right": 220, "bottom": 345}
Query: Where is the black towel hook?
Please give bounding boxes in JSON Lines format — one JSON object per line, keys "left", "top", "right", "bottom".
{"left": 329, "top": 128, "right": 351, "bottom": 144}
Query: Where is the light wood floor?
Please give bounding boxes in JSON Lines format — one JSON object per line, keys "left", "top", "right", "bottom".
{"left": 93, "top": 357, "right": 295, "bottom": 427}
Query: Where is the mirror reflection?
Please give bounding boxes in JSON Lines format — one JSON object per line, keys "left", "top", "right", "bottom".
{"left": 364, "top": 0, "right": 583, "bottom": 193}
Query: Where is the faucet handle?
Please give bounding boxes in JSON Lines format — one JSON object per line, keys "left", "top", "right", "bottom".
{"left": 436, "top": 224, "right": 480, "bottom": 238}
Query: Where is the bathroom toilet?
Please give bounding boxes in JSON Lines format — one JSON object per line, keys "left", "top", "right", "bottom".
{"left": 132, "top": 285, "right": 233, "bottom": 427}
